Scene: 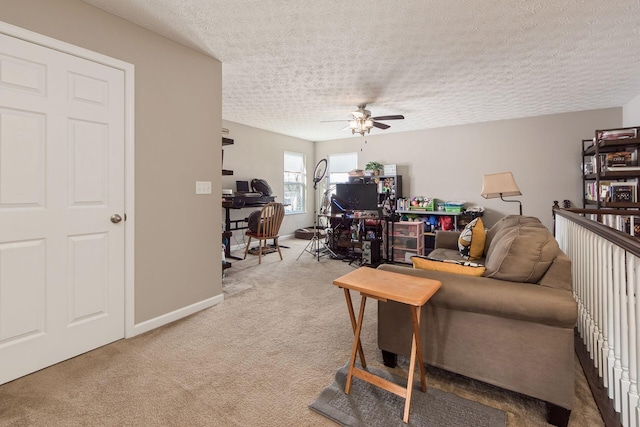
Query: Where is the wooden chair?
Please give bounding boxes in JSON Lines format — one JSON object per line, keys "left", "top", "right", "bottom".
{"left": 243, "top": 202, "right": 285, "bottom": 264}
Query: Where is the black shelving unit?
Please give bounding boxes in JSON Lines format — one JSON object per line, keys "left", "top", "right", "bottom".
{"left": 222, "top": 137, "right": 234, "bottom": 176}
{"left": 582, "top": 127, "right": 640, "bottom": 209}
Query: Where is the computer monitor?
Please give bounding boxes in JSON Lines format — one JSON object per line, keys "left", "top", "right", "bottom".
{"left": 335, "top": 183, "right": 378, "bottom": 211}
{"left": 236, "top": 180, "right": 250, "bottom": 193}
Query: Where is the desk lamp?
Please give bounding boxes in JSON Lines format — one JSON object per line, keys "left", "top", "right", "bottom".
{"left": 480, "top": 172, "right": 523, "bottom": 215}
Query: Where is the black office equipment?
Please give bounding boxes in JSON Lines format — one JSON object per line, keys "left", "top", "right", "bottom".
{"left": 236, "top": 180, "right": 250, "bottom": 193}
{"left": 335, "top": 183, "right": 378, "bottom": 211}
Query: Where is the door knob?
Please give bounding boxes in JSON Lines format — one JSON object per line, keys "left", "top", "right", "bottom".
{"left": 110, "top": 214, "right": 123, "bottom": 224}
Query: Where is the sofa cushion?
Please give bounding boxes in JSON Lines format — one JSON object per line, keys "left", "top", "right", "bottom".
{"left": 484, "top": 224, "right": 559, "bottom": 283}
{"left": 412, "top": 256, "right": 486, "bottom": 276}
{"left": 538, "top": 252, "right": 573, "bottom": 291}
{"left": 457, "top": 217, "right": 485, "bottom": 260}
{"left": 434, "top": 230, "right": 462, "bottom": 250}
{"left": 483, "top": 215, "right": 542, "bottom": 255}
{"left": 428, "top": 248, "right": 467, "bottom": 261}
{"left": 377, "top": 263, "right": 577, "bottom": 328}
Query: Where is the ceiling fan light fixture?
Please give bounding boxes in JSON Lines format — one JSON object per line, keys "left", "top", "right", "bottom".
{"left": 348, "top": 118, "right": 373, "bottom": 136}
{"left": 333, "top": 104, "right": 405, "bottom": 136}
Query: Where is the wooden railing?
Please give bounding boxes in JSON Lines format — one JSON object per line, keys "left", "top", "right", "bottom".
{"left": 554, "top": 209, "right": 640, "bottom": 427}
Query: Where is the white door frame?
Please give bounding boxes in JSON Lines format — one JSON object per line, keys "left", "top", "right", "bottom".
{"left": 0, "top": 21, "right": 136, "bottom": 338}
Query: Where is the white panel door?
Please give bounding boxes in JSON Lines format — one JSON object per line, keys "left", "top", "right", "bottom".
{"left": 0, "top": 33, "right": 125, "bottom": 384}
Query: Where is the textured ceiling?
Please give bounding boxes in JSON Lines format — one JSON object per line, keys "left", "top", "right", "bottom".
{"left": 82, "top": 0, "right": 640, "bottom": 141}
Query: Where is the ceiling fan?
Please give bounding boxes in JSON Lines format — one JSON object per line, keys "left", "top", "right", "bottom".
{"left": 324, "top": 104, "right": 405, "bottom": 136}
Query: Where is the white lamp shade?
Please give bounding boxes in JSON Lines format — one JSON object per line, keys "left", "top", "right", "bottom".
{"left": 481, "top": 172, "right": 522, "bottom": 199}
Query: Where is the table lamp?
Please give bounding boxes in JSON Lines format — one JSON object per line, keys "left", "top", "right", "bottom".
{"left": 480, "top": 172, "right": 523, "bottom": 215}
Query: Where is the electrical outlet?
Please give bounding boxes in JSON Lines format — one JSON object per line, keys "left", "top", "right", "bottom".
{"left": 195, "top": 181, "right": 212, "bottom": 195}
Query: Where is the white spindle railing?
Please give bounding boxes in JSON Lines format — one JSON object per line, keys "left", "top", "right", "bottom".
{"left": 556, "top": 213, "right": 640, "bottom": 427}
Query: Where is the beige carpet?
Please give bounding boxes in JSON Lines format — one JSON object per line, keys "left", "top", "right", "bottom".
{"left": 0, "top": 238, "right": 603, "bottom": 426}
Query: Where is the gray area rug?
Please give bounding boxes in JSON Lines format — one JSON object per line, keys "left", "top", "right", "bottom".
{"left": 310, "top": 363, "right": 507, "bottom": 427}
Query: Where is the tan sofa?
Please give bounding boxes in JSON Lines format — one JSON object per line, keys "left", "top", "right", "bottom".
{"left": 377, "top": 215, "right": 577, "bottom": 427}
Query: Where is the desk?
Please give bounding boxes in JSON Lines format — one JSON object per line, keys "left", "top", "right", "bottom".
{"left": 222, "top": 199, "right": 273, "bottom": 260}
{"left": 223, "top": 198, "right": 274, "bottom": 232}
{"left": 333, "top": 267, "right": 441, "bottom": 423}
{"left": 222, "top": 198, "right": 290, "bottom": 261}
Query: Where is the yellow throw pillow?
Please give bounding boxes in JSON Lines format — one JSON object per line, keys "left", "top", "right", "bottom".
{"left": 457, "top": 217, "right": 486, "bottom": 260}
{"left": 412, "top": 257, "right": 486, "bottom": 277}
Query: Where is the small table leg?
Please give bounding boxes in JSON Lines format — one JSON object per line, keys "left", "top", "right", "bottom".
{"left": 403, "top": 305, "right": 426, "bottom": 423}
{"left": 345, "top": 294, "right": 367, "bottom": 395}
{"left": 343, "top": 288, "right": 367, "bottom": 368}
{"left": 411, "top": 305, "right": 427, "bottom": 393}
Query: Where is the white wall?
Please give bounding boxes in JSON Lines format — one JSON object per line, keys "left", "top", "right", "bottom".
{"left": 222, "top": 120, "right": 315, "bottom": 247}
{"left": 316, "top": 108, "right": 621, "bottom": 230}
{"left": 623, "top": 94, "right": 640, "bottom": 127}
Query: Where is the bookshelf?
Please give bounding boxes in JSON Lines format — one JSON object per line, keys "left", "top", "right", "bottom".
{"left": 582, "top": 126, "right": 640, "bottom": 209}
{"left": 582, "top": 126, "right": 640, "bottom": 238}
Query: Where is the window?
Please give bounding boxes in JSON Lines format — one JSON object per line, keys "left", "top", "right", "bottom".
{"left": 284, "top": 151, "right": 306, "bottom": 214}
{"left": 328, "top": 152, "right": 358, "bottom": 187}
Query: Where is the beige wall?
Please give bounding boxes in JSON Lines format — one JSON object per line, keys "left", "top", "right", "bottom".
{"left": 222, "top": 120, "right": 314, "bottom": 246}
{"left": 316, "top": 108, "right": 622, "bottom": 230}
{"left": 624, "top": 94, "right": 640, "bottom": 127}
{"left": 0, "top": 0, "right": 223, "bottom": 324}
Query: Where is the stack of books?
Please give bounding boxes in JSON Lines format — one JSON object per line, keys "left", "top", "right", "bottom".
{"left": 598, "top": 128, "right": 638, "bottom": 141}
{"left": 586, "top": 180, "right": 639, "bottom": 203}
{"left": 585, "top": 148, "right": 640, "bottom": 174}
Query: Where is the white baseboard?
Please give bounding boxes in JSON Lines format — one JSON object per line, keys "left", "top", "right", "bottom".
{"left": 131, "top": 293, "right": 224, "bottom": 337}
{"left": 229, "top": 234, "right": 294, "bottom": 252}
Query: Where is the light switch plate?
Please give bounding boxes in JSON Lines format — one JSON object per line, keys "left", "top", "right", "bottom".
{"left": 195, "top": 181, "right": 212, "bottom": 194}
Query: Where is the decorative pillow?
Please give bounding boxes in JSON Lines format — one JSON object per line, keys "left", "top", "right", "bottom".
{"left": 457, "top": 217, "right": 486, "bottom": 260}
{"left": 412, "top": 256, "right": 486, "bottom": 277}
{"left": 484, "top": 225, "right": 559, "bottom": 283}
{"left": 483, "top": 215, "right": 542, "bottom": 255}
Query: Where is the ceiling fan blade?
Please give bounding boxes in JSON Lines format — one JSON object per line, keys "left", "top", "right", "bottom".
{"left": 341, "top": 124, "right": 351, "bottom": 131}
{"left": 321, "top": 119, "right": 350, "bottom": 123}
{"left": 371, "top": 115, "right": 404, "bottom": 121}
{"left": 372, "top": 121, "right": 390, "bottom": 130}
